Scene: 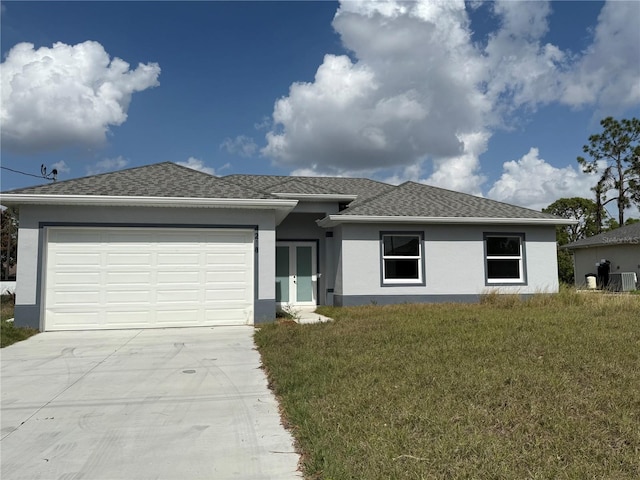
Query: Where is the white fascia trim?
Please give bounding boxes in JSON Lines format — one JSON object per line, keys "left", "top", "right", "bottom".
{"left": 271, "top": 193, "right": 357, "bottom": 202}
{"left": 1, "top": 193, "right": 297, "bottom": 209}
{"left": 317, "top": 215, "right": 578, "bottom": 227}
{"left": 1, "top": 194, "right": 298, "bottom": 224}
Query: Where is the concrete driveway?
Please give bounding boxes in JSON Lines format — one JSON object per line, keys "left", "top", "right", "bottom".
{"left": 1, "top": 327, "right": 301, "bottom": 480}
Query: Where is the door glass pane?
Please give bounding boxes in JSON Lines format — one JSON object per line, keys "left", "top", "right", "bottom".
{"left": 296, "top": 246, "right": 313, "bottom": 302}
{"left": 276, "top": 246, "right": 289, "bottom": 302}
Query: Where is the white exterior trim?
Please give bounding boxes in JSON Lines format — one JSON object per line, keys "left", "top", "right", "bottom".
{"left": 271, "top": 193, "right": 357, "bottom": 202}
{"left": 1, "top": 194, "right": 298, "bottom": 224}
{"left": 317, "top": 215, "right": 577, "bottom": 227}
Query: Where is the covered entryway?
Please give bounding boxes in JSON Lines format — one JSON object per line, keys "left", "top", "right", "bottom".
{"left": 275, "top": 241, "right": 317, "bottom": 308}
{"left": 43, "top": 227, "right": 254, "bottom": 330}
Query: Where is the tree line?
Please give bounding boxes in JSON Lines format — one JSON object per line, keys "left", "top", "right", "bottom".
{"left": 543, "top": 116, "right": 640, "bottom": 283}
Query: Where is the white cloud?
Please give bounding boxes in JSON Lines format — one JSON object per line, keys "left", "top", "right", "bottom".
{"left": 423, "top": 131, "right": 489, "bottom": 196}
{"left": 560, "top": 0, "right": 640, "bottom": 111}
{"left": 51, "top": 160, "right": 70, "bottom": 174}
{"left": 86, "top": 156, "right": 129, "bottom": 176}
{"left": 263, "top": 1, "right": 489, "bottom": 174}
{"left": 176, "top": 157, "right": 216, "bottom": 175}
{"left": 261, "top": 0, "right": 638, "bottom": 193}
{"left": 488, "top": 148, "right": 597, "bottom": 211}
{"left": 220, "top": 135, "right": 258, "bottom": 157}
{"left": 0, "top": 41, "right": 160, "bottom": 153}
{"left": 482, "top": 1, "right": 567, "bottom": 120}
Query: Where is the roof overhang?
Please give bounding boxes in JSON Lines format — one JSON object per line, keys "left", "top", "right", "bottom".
{"left": 1, "top": 194, "right": 298, "bottom": 225}
{"left": 317, "top": 214, "right": 578, "bottom": 228}
{"left": 271, "top": 193, "right": 357, "bottom": 202}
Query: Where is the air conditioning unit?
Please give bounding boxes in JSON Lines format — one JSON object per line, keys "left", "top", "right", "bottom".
{"left": 608, "top": 272, "right": 637, "bottom": 292}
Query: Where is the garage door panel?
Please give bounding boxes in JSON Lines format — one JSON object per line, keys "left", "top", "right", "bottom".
{"left": 54, "top": 252, "right": 102, "bottom": 266}
{"left": 205, "top": 252, "right": 250, "bottom": 264}
{"left": 44, "top": 227, "right": 254, "bottom": 331}
{"left": 52, "top": 290, "right": 102, "bottom": 304}
{"left": 205, "top": 271, "right": 248, "bottom": 283}
{"left": 156, "top": 310, "right": 200, "bottom": 324}
{"left": 204, "top": 308, "right": 249, "bottom": 323}
{"left": 105, "top": 290, "right": 153, "bottom": 303}
{"left": 104, "top": 311, "right": 152, "bottom": 325}
{"left": 156, "top": 253, "right": 200, "bottom": 266}
{"left": 54, "top": 271, "right": 101, "bottom": 285}
{"left": 106, "top": 271, "right": 152, "bottom": 284}
{"left": 51, "top": 230, "right": 101, "bottom": 243}
{"left": 106, "top": 252, "right": 153, "bottom": 265}
{"left": 157, "top": 269, "right": 199, "bottom": 281}
{"left": 155, "top": 290, "right": 200, "bottom": 303}
{"left": 205, "top": 288, "right": 248, "bottom": 301}
{"left": 49, "top": 312, "right": 101, "bottom": 329}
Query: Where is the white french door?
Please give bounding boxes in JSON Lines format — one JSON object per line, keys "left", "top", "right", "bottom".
{"left": 276, "top": 242, "right": 317, "bottom": 308}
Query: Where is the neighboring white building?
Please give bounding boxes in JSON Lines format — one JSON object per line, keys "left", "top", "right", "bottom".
{"left": 564, "top": 222, "right": 640, "bottom": 291}
{"left": 2, "top": 162, "right": 573, "bottom": 331}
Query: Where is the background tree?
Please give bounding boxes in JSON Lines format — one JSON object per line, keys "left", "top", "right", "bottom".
{"left": 542, "top": 197, "right": 602, "bottom": 284}
{"left": 543, "top": 197, "right": 602, "bottom": 244}
{"left": 1, "top": 207, "right": 19, "bottom": 281}
{"left": 577, "top": 117, "right": 640, "bottom": 228}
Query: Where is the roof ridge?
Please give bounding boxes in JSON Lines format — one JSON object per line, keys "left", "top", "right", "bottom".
{"left": 168, "top": 162, "right": 218, "bottom": 178}
{"left": 338, "top": 182, "right": 400, "bottom": 213}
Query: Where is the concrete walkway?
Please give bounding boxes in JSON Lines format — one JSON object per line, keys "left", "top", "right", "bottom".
{"left": 295, "top": 308, "right": 334, "bottom": 325}
{"left": 1, "top": 327, "right": 301, "bottom": 480}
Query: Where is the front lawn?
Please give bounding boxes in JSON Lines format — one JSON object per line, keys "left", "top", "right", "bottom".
{"left": 255, "top": 291, "right": 640, "bottom": 479}
{"left": 1, "top": 294, "right": 38, "bottom": 347}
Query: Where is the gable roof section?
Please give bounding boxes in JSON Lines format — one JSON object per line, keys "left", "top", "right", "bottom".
{"left": 318, "top": 181, "right": 571, "bottom": 226}
{"left": 563, "top": 222, "right": 640, "bottom": 250}
{"left": 1, "top": 162, "right": 297, "bottom": 223}
{"left": 4, "top": 162, "right": 273, "bottom": 199}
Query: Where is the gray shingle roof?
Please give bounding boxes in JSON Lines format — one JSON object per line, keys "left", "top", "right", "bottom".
{"left": 338, "top": 181, "right": 560, "bottom": 219}
{"left": 4, "top": 163, "right": 566, "bottom": 222}
{"left": 564, "top": 222, "right": 640, "bottom": 249}
{"left": 4, "top": 162, "right": 274, "bottom": 199}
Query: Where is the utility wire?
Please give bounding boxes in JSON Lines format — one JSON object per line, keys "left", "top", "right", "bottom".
{"left": 1, "top": 165, "right": 55, "bottom": 181}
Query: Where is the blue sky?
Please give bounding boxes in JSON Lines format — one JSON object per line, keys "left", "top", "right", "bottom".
{"left": 1, "top": 1, "right": 639, "bottom": 215}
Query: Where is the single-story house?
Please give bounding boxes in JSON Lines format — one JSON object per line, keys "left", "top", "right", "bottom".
{"left": 564, "top": 222, "right": 640, "bottom": 291}
{"left": 2, "top": 162, "right": 573, "bottom": 331}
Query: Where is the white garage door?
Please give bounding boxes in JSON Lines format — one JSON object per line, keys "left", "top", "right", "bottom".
{"left": 44, "top": 227, "right": 254, "bottom": 331}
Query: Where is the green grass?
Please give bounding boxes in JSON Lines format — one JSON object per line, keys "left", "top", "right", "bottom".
{"left": 255, "top": 290, "right": 640, "bottom": 479}
{"left": 1, "top": 294, "right": 38, "bottom": 347}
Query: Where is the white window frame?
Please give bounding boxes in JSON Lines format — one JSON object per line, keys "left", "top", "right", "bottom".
{"left": 381, "top": 233, "right": 424, "bottom": 285}
{"left": 484, "top": 233, "right": 526, "bottom": 285}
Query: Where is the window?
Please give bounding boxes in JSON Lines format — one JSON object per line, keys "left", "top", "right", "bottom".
{"left": 484, "top": 234, "right": 526, "bottom": 284}
{"left": 381, "top": 233, "right": 423, "bottom": 285}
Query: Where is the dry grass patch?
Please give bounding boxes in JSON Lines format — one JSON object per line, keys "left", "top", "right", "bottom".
{"left": 1, "top": 294, "right": 39, "bottom": 347}
{"left": 255, "top": 293, "right": 640, "bottom": 479}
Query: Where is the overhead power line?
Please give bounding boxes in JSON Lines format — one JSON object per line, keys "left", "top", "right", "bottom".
{"left": 1, "top": 165, "right": 57, "bottom": 181}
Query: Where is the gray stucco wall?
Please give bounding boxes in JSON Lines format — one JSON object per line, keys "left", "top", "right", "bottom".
{"left": 14, "top": 204, "right": 277, "bottom": 329}
{"left": 572, "top": 244, "right": 640, "bottom": 288}
{"left": 333, "top": 223, "right": 559, "bottom": 304}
